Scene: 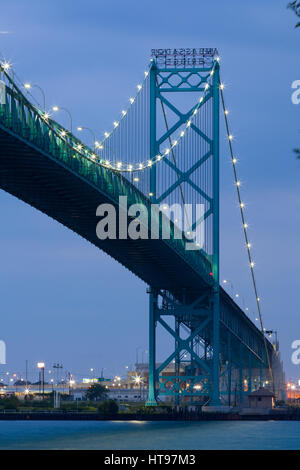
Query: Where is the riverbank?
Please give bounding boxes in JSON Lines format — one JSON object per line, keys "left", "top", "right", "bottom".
{"left": 0, "top": 410, "right": 298, "bottom": 421}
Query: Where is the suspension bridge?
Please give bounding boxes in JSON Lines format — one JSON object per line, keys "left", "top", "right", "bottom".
{"left": 0, "top": 49, "right": 284, "bottom": 407}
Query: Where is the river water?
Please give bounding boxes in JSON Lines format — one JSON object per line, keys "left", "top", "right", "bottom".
{"left": 0, "top": 420, "right": 299, "bottom": 450}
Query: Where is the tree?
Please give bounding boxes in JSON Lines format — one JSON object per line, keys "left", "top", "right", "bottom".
{"left": 98, "top": 399, "right": 119, "bottom": 414}
{"left": 288, "top": 1, "right": 300, "bottom": 27}
{"left": 85, "top": 383, "right": 107, "bottom": 401}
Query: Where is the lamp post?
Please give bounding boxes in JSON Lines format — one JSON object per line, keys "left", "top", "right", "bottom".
{"left": 52, "top": 106, "right": 73, "bottom": 133}
{"left": 77, "top": 126, "right": 97, "bottom": 151}
{"left": 37, "top": 362, "right": 45, "bottom": 399}
{"left": 24, "top": 83, "right": 46, "bottom": 112}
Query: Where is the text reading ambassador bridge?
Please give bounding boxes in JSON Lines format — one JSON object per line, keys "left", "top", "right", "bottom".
{"left": 0, "top": 48, "right": 285, "bottom": 407}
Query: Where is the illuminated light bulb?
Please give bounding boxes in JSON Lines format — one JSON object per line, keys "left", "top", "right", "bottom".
{"left": 187, "top": 120, "right": 191, "bottom": 127}
{"left": 235, "top": 294, "right": 239, "bottom": 298}
{"left": 113, "top": 121, "right": 119, "bottom": 127}
{"left": 245, "top": 307, "right": 249, "bottom": 311}
{"left": 104, "top": 132, "right": 109, "bottom": 137}
{"left": 137, "top": 84, "right": 142, "bottom": 91}
{"left": 122, "top": 110, "right": 126, "bottom": 116}
{"left": 250, "top": 261, "right": 255, "bottom": 268}
{"left": 243, "top": 223, "right": 248, "bottom": 228}
{"left": 149, "top": 192, "right": 153, "bottom": 196}
{"left": 228, "top": 134, "right": 233, "bottom": 141}
{"left": 139, "top": 163, "right": 143, "bottom": 169}
{"left": 219, "top": 83, "right": 225, "bottom": 90}
{"left": 180, "top": 131, "right": 185, "bottom": 137}
{"left": 128, "top": 164, "right": 133, "bottom": 171}
{"left": 60, "top": 130, "right": 66, "bottom": 137}
{"left": 165, "top": 148, "right": 170, "bottom": 155}
{"left": 255, "top": 317, "right": 258, "bottom": 321}
{"left": 210, "top": 70, "right": 214, "bottom": 76}
{"left": 2, "top": 61, "right": 11, "bottom": 70}
{"left": 236, "top": 181, "right": 241, "bottom": 186}
{"left": 216, "top": 56, "right": 220, "bottom": 62}
{"left": 129, "top": 98, "right": 134, "bottom": 104}
{"left": 223, "top": 280, "right": 227, "bottom": 283}
{"left": 133, "top": 177, "right": 139, "bottom": 182}
{"left": 199, "top": 97, "right": 204, "bottom": 103}
{"left": 148, "top": 160, "right": 152, "bottom": 166}
{"left": 105, "top": 160, "right": 110, "bottom": 166}
{"left": 173, "top": 140, "right": 178, "bottom": 146}
{"left": 232, "top": 158, "right": 237, "bottom": 164}
{"left": 193, "top": 109, "right": 198, "bottom": 115}
{"left": 77, "top": 126, "right": 83, "bottom": 131}
{"left": 247, "top": 243, "right": 251, "bottom": 248}
{"left": 240, "top": 202, "right": 245, "bottom": 208}
{"left": 144, "top": 71, "right": 149, "bottom": 77}
{"left": 117, "top": 162, "right": 122, "bottom": 168}
{"left": 157, "top": 155, "right": 162, "bottom": 161}
{"left": 91, "top": 154, "right": 97, "bottom": 159}
{"left": 43, "top": 113, "right": 50, "bottom": 119}
{"left": 77, "top": 144, "right": 82, "bottom": 150}
{"left": 24, "top": 83, "right": 31, "bottom": 89}
{"left": 52, "top": 106, "right": 59, "bottom": 112}
{"left": 205, "top": 83, "right": 209, "bottom": 90}
{"left": 224, "top": 109, "right": 229, "bottom": 115}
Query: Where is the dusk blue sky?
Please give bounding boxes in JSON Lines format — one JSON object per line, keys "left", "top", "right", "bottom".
{"left": 0, "top": 0, "right": 299, "bottom": 383}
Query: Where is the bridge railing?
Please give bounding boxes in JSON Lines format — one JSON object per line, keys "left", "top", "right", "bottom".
{"left": 0, "top": 72, "right": 212, "bottom": 284}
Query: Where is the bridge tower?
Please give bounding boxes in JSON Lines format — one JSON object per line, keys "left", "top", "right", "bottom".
{"left": 145, "top": 49, "right": 222, "bottom": 406}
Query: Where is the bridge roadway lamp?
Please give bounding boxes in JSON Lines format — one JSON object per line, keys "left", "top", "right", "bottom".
{"left": 52, "top": 106, "right": 73, "bottom": 133}
{"left": 24, "top": 83, "right": 46, "bottom": 113}
{"left": 37, "top": 362, "right": 45, "bottom": 398}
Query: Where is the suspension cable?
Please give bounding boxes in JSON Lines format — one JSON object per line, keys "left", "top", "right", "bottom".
{"left": 219, "top": 84, "right": 275, "bottom": 395}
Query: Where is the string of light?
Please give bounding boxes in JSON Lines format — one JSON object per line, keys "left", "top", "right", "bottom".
{"left": 0, "top": 58, "right": 218, "bottom": 173}
{"left": 219, "top": 77, "right": 274, "bottom": 392}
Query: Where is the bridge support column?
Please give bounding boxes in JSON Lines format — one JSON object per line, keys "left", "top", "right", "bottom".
{"left": 210, "top": 61, "right": 221, "bottom": 407}
{"left": 146, "top": 288, "right": 158, "bottom": 406}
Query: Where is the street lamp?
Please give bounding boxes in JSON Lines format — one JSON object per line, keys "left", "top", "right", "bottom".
{"left": 37, "top": 362, "right": 45, "bottom": 398}
{"left": 52, "top": 106, "right": 73, "bottom": 133}
{"left": 24, "top": 83, "right": 46, "bottom": 112}
{"left": 77, "top": 126, "right": 97, "bottom": 151}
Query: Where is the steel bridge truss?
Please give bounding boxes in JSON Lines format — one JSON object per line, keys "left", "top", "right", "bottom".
{"left": 146, "top": 61, "right": 270, "bottom": 406}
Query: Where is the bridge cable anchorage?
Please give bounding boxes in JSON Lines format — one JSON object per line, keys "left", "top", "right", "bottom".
{"left": 219, "top": 81, "right": 275, "bottom": 395}
{"left": 98, "top": 61, "right": 218, "bottom": 172}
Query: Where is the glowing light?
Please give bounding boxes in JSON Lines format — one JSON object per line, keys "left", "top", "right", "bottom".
{"left": 250, "top": 261, "right": 255, "bottom": 268}
{"left": 77, "top": 126, "right": 83, "bottom": 131}
{"left": 219, "top": 83, "right": 225, "bottom": 90}
{"left": 232, "top": 158, "right": 237, "bottom": 164}
{"left": 113, "top": 121, "right": 119, "bottom": 128}
{"left": 240, "top": 202, "right": 245, "bottom": 208}
{"left": 236, "top": 181, "right": 241, "bottom": 186}
{"left": 243, "top": 223, "right": 248, "bottom": 228}
{"left": 247, "top": 243, "right": 251, "bottom": 248}
{"left": 129, "top": 97, "right": 134, "bottom": 104}
{"left": 133, "top": 177, "right": 139, "bottom": 182}
{"left": 228, "top": 134, "right": 233, "bottom": 141}
{"left": 224, "top": 109, "right": 229, "bottom": 115}
{"left": 24, "top": 83, "right": 31, "bottom": 89}
{"left": 137, "top": 84, "right": 142, "bottom": 91}
{"left": 52, "top": 106, "right": 59, "bottom": 112}
{"left": 2, "top": 61, "right": 11, "bottom": 70}
{"left": 122, "top": 110, "right": 126, "bottom": 116}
